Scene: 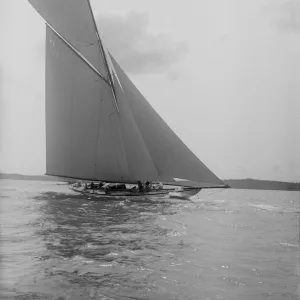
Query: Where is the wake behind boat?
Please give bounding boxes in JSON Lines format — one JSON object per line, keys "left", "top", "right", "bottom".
{"left": 28, "top": 0, "right": 229, "bottom": 200}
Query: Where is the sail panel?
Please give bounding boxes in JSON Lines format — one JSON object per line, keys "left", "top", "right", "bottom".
{"left": 29, "top": 0, "right": 107, "bottom": 76}
{"left": 110, "top": 54, "right": 223, "bottom": 186}
{"left": 46, "top": 26, "right": 168, "bottom": 182}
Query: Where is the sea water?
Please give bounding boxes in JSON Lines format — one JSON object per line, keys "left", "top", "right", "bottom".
{"left": 0, "top": 179, "right": 299, "bottom": 300}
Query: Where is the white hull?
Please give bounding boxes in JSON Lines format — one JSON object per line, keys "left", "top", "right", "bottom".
{"left": 70, "top": 186, "right": 171, "bottom": 200}
{"left": 70, "top": 186, "right": 201, "bottom": 201}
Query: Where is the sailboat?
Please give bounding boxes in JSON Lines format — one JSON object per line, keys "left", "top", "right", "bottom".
{"left": 28, "top": 0, "right": 228, "bottom": 200}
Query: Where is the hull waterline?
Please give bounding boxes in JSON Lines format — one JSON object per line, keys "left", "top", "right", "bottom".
{"left": 70, "top": 186, "right": 170, "bottom": 200}
{"left": 69, "top": 186, "right": 201, "bottom": 201}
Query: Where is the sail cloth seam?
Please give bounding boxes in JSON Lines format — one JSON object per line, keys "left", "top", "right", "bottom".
{"left": 86, "top": 0, "right": 119, "bottom": 113}
{"left": 46, "top": 23, "right": 109, "bottom": 85}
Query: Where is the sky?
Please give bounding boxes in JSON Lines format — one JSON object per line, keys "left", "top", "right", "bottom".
{"left": 0, "top": 0, "right": 299, "bottom": 181}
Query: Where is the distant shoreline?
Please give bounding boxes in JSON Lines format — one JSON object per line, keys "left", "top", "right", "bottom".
{"left": 0, "top": 173, "right": 299, "bottom": 191}
{"left": 224, "top": 179, "right": 299, "bottom": 191}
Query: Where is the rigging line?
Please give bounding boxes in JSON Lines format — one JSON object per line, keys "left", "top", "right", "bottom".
{"left": 86, "top": 0, "right": 123, "bottom": 180}
{"left": 45, "top": 23, "right": 108, "bottom": 84}
{"left": 86, "top": 0, "right": 119, "bottom": 113}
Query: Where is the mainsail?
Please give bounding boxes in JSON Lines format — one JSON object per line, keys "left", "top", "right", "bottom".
{"left": 45, "top": 26, "right": 163, "bottom": 182}
{"left": 31, "top": 0, "right": 224, "bottom": 187}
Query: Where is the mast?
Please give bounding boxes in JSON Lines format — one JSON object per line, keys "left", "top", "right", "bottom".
{"left": 86, "top": 0, "right": 119, "bottom": 113}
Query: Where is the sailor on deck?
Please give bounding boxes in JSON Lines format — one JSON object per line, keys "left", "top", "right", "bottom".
{"left": 145, "top": 181, "right": 151, "bottom": 192}
{"left": 137, "top": 181, "right": 144, "bottom": 191}
{"left": 156, "top": 182, "right": 163, "bottom": 190}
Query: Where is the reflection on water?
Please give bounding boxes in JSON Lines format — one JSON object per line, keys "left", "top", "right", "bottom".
{"left": 0, "top": 180, "right": 299, "bottom": 300}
